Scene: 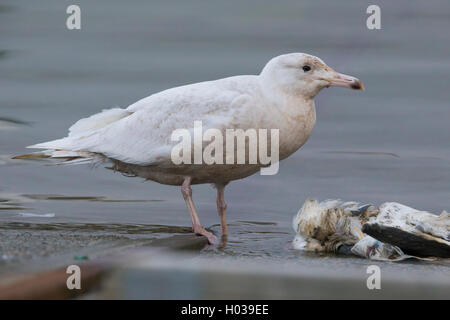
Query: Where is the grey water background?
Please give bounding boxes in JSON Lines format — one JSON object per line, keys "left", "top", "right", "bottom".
{"left": 0, "top": 0, "right": 449, "bottom": 273}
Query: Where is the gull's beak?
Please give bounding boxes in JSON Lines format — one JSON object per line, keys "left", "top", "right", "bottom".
{"left": 326, "top": 72, "right": 365, "bottom": 91}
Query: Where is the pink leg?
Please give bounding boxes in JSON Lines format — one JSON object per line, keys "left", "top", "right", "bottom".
{"left": 181, "top": 177, "right": 217, "bottom": 244}
{"left": 216, "top": 184, "right": 228, "bottom": 244}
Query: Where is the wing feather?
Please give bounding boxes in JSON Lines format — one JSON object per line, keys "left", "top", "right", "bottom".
{"left": 29, "top": 75, "right": 259, "bottom": 166}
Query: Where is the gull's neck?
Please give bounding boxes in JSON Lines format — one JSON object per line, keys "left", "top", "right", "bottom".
{"left": 258, "top": 74, "right": 314, "bottom": 114}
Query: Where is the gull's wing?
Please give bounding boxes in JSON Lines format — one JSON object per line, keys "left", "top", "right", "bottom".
{"left": 29, "top": 75, "right": 259, "bottom": 166}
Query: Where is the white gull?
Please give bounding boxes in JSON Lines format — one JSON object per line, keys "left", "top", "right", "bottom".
{"left": 15, "top": 53, "right": 364, "bottom": 244}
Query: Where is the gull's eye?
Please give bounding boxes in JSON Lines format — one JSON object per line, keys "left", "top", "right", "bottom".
{"left": 302, "top": 65, "right": 311, "bottom": 72}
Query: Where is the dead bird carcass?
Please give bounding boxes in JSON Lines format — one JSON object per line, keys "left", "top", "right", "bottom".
{"left": 292, "top": 199, "right": 450, "bottom": 261}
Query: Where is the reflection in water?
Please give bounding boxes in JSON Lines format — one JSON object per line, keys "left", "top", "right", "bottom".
{"left": 0, "top": 192, "right": 164, "bottom": 211}
{"left": 0, "top": 206, "right": 27, "bottom": 211}
{"left": 24, "top": 194, "right": 164, "bottom": 202}
{"left": 0, "top": 193, "right": 32, "bottom": 211}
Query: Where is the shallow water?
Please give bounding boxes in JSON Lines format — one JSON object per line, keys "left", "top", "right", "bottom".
{"left": 1, "top": 0, "right": 449, "bottom": 274}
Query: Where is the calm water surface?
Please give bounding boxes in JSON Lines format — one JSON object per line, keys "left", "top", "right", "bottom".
{"left": 0, "top": 1, "right": 449, "bottom": 271}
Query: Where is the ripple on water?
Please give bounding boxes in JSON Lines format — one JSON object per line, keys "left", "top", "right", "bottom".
{"left": 0, "top": 192, "right": 164, "bottom": 211}
{"left": 0, "top": 117, "right": 30, "bottom": 131}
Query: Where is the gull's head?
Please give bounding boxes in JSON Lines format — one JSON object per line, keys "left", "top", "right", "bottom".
{"left": 261, "top": 53, "right": 364, "bottom": 98}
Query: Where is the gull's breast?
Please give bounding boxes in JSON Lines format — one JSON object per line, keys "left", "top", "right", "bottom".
{"left": 278, "top": 99, "right": 316, "bottom": 160}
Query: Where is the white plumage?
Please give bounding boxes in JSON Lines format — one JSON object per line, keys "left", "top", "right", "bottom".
{"left": 30, "top": 76, "right": 259, "bottom": 168}
{"left": 18, "top": 53, "right": 364, "bottom": 244}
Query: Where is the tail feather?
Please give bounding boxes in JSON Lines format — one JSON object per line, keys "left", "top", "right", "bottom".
{"left": 27, "top": 137, "right": 78, "bottom": 150}
{"left": 16, "top": 107, "right": 132, "bottom": 166}
{"left": 68, "top": 107, "right": 131, "bottom": 137}
{"left": 12, "top": 151, "right": 51, "bottom": 160}
{"left": 13, "top": 149, "right": 104, "bottom": 166}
